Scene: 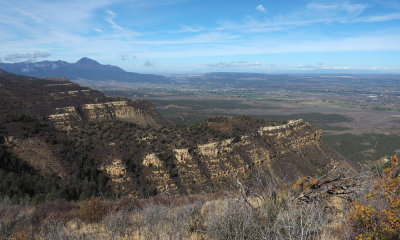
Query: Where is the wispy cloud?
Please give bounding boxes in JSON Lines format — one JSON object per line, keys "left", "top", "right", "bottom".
{"left": 14, "top": 9, "right": 44, "bottom": 23}
{"left": 105, "top": 9, "right": 124, "bottom": 31}
{"left": 143, "top": 61, "right": 154, "bottom": 67}
{"left": 256, "top": 5, "right": 265, "bottom": 13}
{"left": 361, "top": 12, "right": 400, "bottom": 22}
{"left": 0, "top": 0, "right": 399, "bottom": 72}
{"left": 4, "top": 51, "right": 51, "bottom": 62}
{"left": 119, "top": 54, "right": 136, "bottom": 60}
{"left": 119, "top": 54, "right": 129, "bottom": 60}
{"left": 132, "top": 32, "right": 239, "bottom": 45}
{"left": 295, "top": 63, "right": 400, "bottom": 72}
{"left": 167, "top": 25, "right": 204, "bottom": 33}
{"left": 218, "top": 1, "right": 370, "bottom": 33}
{"left": 307, "top": 1, "right": 367, "bottom": 14}
{"left": 202, "top": 61, "right": 265, "bottom": 69}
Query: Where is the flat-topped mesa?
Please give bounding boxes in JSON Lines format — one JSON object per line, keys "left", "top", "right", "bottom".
{"left": 82, "top": 100, "right": 158, "bottom": 126}
{"left": 47, "top": 100, "right": 160, "bottom": 128}
{"left": 258, "top": 119, "right": 304, "bottom": 136}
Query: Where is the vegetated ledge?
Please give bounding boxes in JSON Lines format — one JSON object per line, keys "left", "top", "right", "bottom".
{"left": 98, "top": 117, "right": 357, "bottom": 197}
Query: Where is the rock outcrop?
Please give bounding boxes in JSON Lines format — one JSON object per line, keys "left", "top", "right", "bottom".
{"left": 0, "top": 69, "right": 356, "bottom": 199}
{"left": 49, "top": 100, "right": 159, "bottom": 128}
{"left": 0, "top": 70, "right": 162, "bottom": 129}
{"left": 125, "top": 119, "right": 355, "bottom": 196}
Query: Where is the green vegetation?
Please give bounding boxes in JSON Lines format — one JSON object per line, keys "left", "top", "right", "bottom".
{"left": 150, "top": 99, "right": 262, "bottom": 110}
{"left": 0, "top": 146, "right": 66, "bottom": 204}
{"left": 324, "top": 133, "right": 400, "bottom": 163}
{"left": 0, "top": 143, "right": 112, "bottom": 204}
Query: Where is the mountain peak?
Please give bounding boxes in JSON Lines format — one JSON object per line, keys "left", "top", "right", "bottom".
{"left": 75, "top": 57, "right": 100, "bottom": 66}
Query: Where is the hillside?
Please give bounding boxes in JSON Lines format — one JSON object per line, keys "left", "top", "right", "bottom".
{"left": 0, "top": 70, "right": 356, "bottom": 203}
{"left": 0, "top": 57, "right": 171, "bottom": 84}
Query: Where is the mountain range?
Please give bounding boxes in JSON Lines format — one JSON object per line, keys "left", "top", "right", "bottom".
{"left": 0, "top": 57, "right": 171, "bottom": 84}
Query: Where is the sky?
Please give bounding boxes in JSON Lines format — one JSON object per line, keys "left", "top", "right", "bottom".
{"left": 1, "top": 0, "right": 400, "bottom": 73}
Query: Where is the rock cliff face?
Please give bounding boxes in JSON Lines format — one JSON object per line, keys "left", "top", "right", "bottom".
{"left": 49, "top": 100, "right": 159, "bottom": 128}
{"left": 0, "top": 69, "right": 355, "bottom": 200}
{"left": 125, "top": 119, "right": 354, "bottom": 196}
{"left": 0, "top": 70, "right": 162, "bottom": 129}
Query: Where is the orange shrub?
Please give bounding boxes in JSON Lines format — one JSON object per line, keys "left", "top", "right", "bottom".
{"left": 348, "top": 156, "right": 400, "bottom": 240}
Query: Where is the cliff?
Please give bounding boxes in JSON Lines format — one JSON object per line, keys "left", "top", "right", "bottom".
{"left": 0, "top": 70, "right": 355, "bottom": 201}
{"left": 49, "top": 100, "right": 159, "bottom": 128}
{"left": 0, "top": 70, "right": 162, "bottom": 129}
{"left": 128, "top": 119, "right": 354, "bottom": 196}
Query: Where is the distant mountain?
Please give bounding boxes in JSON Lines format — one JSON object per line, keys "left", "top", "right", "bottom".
{"left": 0, "top": 57, "right": 171, "bottom": 84}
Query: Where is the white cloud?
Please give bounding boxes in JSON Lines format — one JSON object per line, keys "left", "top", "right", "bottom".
{"left": 168, "top": 25, "right": 204, "bottom": 33}
{"left": 202, "top": 61, "right": 265, "bottom": 69}
{"left": 119, "top": 54, "right": 129, "bottom": 60}
{"left": 106, "top": 9, "right": 116, "bottom": 17}
{"left": 131, "top": 32, "right": 239, "bottom": 45}
{"left": 4, "top": 51, "right": 51, "bottom": 62}
{"left": 14, "top": 9, "right": 44, "bottom": 23}
{"left": 362, "top": 12, "right": 400, "bottom": 22}
{"left": 256, "top": 4, "right": 265, "bottom": 12}
{"left": 119, "top": 54, "right": 136, "bottom": 60}
{"left": 105, "top": 9, "right": 124, "bottom": 31}
{"left": 295, "top": 64, "right": 400, "bottom": 72}
{"left": 307, "top": 1, "right": 367, "bottom": 14}
{"left": 217, "top": 1, "right": 369, "bottom": 33}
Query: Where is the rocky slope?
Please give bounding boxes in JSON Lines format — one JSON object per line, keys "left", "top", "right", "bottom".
{"left": 122, "top": 119, "right": 355, "bottom": 196}
{"left": 0, "top": 69, "right": 162, "bottom": 129}
{"left": 0, "top": 69, "right": 356, "bottom": 202}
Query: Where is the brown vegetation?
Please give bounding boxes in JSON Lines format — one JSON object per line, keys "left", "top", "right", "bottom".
{"left": 348, "top": 156, "right": 400, "bottom": 239}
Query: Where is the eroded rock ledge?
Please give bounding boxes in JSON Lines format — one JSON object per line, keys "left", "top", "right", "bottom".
{"left": 48, "top": 100, "right": 159, "bottom": 128}
{"left": 128, "top": 119, "right": 354, "bottom": 196}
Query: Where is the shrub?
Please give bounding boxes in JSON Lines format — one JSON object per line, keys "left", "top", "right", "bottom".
{"left": 103, "top": 209, "right": 131, "bottom": 239}
{"left": 79, "top": 197, "right": 107, "bottom": 223}
{"left": 348, "top": 155, "right": 400, "bottom": 239}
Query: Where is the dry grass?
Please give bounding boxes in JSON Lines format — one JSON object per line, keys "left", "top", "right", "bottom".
{"left": 0, "top": 189, "right": 340, "bottom": 240}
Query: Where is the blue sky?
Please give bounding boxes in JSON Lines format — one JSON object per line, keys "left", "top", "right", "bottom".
{"left": 1, "top": 0, "right": 400, "bottom": 73}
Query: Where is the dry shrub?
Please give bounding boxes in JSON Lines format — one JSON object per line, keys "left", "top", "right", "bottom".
{"left": 276, "top": 200, "right": 329, "bottom": 240}
{"left": 135, "top": 201, "right": 203, "bottom": 240}
{"left": 348, "top": 155, "right": 400, "bottom": 240}
{"left": 103, "top": 209, "right": 131, "bottom": 239}
{"left": 204, "top": 199, "right": 257, "bottom": 240}
{"left": 111, "top": 196, "right": 144, "bottom": 211}
{"left": 38, "top": 217, "right": 98, "bottom": 240}
{"left": 38, "top": 217, "right": 65, "bottom": 240}
{"left": 0, "top": 205, "right": 19, "bottom": 240}
{"left": 0, "top": 204, "right": 36, "bottom": 240}
{"left": 11, "top": 226, "right": 35, "bottom": 240}
{"left": 79, "top": 197, "right": 107, "bottom": 223}
{"left": 202, "top": 191, "right": 329, "bottom": 240}
{"left": 34, "top": 199, "right": 79, "bottom": 223}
